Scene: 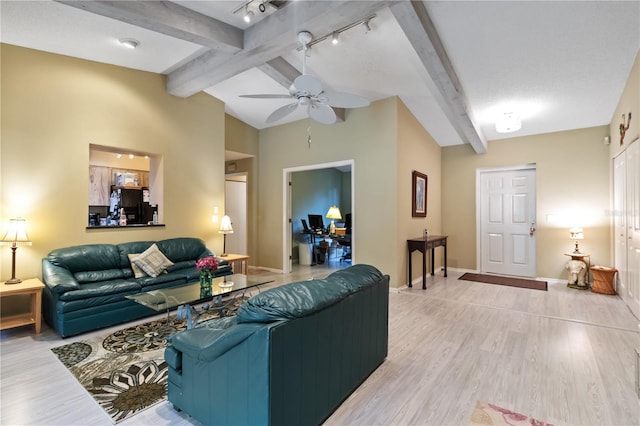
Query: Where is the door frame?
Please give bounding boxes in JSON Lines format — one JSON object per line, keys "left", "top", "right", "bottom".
{"left": 475, "top": 164, "right": 537, "bottom": 276}
{"left": 282, "top": 159, "right": 355, "bottom": 274}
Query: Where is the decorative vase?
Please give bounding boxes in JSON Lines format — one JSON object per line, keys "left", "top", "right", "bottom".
{"left": 199, "top": 273, "right": 212, "bottom": 297}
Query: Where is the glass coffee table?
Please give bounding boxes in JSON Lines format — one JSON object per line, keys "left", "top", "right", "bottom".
{"left": 126, "top": 274, "right": 273, "bottom": 329}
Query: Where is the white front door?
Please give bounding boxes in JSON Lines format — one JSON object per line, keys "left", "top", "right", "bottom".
{"left": 478, "top": 167, "right": 537, "bottom": 277}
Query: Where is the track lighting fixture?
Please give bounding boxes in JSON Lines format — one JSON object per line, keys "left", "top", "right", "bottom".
{"left": 244, "top": 8, "right": 254, "bottom": 23}
{"left": 258, "top": 2, "right": 266, "bottom": 13}
{"left": 296, "top": 14, "right": 377, "bottom": 51}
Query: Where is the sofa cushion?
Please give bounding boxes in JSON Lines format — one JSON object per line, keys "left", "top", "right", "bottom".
{"left": 127, "top": 253, "right": 147, "bottom": 278}
{"left": 132, "top": 244, "right": 174, "bottom": 277}
{"left": 58, "top": 279, "right": 141, "bottom": 301}
{"left": 236, "top": 279, "right": 350, "bottom": 324}
{"left": 48, "top": 244, "right": 121, "bottom": 274}
{"left": 74, "top": 269, "right": 126, "bottom": 284}
{"left": 157, "top": 238, "right": 208, "bottom": 263}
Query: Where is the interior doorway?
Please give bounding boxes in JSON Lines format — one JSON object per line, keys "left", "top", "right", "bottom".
{"left": 477, "top": 165, "right": 537, "bottom": 277}
{"left": 225, "top": 173, "right": 247, "bottom": 256}
{"left": 282, "top": 160, "right": 354, "bottom": 274}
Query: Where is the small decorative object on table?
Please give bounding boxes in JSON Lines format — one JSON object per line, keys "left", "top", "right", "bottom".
{"left": 196, "top": 256, "right": 218, "bottom": 293}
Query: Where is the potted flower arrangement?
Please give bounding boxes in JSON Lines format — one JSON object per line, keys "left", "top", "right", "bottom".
{"left": 196, "top": 256, "right": 219, "bottom": 290}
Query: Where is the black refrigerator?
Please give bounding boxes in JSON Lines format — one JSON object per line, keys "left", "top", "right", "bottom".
{"left": 112, "top": 186, "right": 154, "bottom": 224}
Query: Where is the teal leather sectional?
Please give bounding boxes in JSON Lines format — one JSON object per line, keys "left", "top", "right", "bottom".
{"left": 165, "top": 264, "right": 389, "bottom": 425}
{"left": 42, "top": 237, "right": 232, "bottom": 337}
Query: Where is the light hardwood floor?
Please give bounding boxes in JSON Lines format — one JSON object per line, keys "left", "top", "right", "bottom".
{"left": 1, "top": 263, "right": 639, "bottom": 425}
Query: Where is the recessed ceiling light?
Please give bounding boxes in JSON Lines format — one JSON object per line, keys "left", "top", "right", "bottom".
{"left": 495, "top": 112, "right": 522, "bottom": 133}
{"left": 119, "top": 38, "right": 140, "bottom": 49}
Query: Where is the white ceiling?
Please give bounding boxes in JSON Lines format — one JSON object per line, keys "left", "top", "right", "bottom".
{"left": 1, "top": 1, "right": 638, "bottom": 152}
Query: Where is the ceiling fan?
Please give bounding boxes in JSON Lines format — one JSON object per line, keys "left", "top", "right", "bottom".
{"left": 240, "top": 31, "right": 370, "bottom": 125}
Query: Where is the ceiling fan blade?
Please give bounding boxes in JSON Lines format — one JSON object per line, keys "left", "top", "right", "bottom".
{"left": 266, "top": 102, "right": 299, "bottom": 124}
{"left": 240, "top": 94, "right": 292, "bottom": 99}
{"left": 308, "top": 102, "right": 337, "bottom": 125}
{"left": 293, "top": 75, "right": 323, "bottom": 96}
{"left": 322, "top": 91, "right": 370, "bottom": 108}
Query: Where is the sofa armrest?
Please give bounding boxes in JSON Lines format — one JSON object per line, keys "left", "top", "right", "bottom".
{"left": 42, "top": 259, "right": 80, "bottom": 294}
{"left": 169, "top": 323, "right": 264, "bottom": 362}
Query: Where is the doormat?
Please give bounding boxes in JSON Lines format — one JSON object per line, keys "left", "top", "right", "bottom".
{"left": 469, "top": 401, "right": 554, "bottom": 425}
{"left": 459, "top": 273, "right": 547, "bottom": 291}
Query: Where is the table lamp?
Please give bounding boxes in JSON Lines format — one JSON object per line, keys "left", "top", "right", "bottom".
{"left": 218, "top": 215, "right": 233, "bottom": 257}
{"left": 326, "top": 206, "right": 342, "bottom": 235}
{"left": 1, "top": 218, "right": 32, "bottom": 284}
{"left": 569, "top": 227, "right": 584, "bottom": 254}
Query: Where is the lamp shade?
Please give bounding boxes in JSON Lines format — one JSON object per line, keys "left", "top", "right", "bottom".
{"left": 1, "top": 218, "right": 32, "bottom": 246}
{"left": 569, "top": 227, "right": 584, "bottom": 240}
{"left": 219, "top": 215, "right": 234, "bottom": 234}
{"left": 326, "top": 206, "right": 342, "bottom": 220}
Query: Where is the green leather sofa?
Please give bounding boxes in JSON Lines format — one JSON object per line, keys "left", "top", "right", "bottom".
{"left": 165, "top": 264, "right": 389, "bottom": 425}
{"left": 42, "top": 237, "right": 232, "bottom": 337}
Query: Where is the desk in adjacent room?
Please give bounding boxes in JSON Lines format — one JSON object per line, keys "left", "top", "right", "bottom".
{"left": 407, "top": 235, "right": 448, "bottom": 289}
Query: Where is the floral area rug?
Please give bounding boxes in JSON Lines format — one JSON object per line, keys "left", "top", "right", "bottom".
{"left": 50, "top": 300, "right": 244, "bottom": 423}
{"left": 469, "top": 401, "right": 554, "bottom": 426}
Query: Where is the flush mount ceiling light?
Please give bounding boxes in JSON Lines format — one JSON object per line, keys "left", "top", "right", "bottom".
{"left": 495, "top": 112, "right": 522, "bottom": 133}
{"left": 118, "top": 38, "right": 139, "bottom": 49}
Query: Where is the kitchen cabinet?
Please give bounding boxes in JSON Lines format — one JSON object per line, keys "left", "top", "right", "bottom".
{"left": 88, "top": 166, "right": 111, "bottom": 206}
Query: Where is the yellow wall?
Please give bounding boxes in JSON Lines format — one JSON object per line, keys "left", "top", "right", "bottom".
{"left": 442, "top": 126, "right": 611, "bottom": 279}
{"left": 397, "top": 100, "right": 442, "bottom": 286}
{"left": 1, "top": 44, "right": 227, "bottom": 281}
{"left": 257, "top": 97, "right": 399, "bottom": 283}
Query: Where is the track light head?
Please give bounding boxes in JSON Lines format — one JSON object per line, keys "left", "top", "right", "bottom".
{"left": 258, "top": 2, "right": 266, "bottom": 12}
{"left": 331, "top": 32, "right": 339, "bottom": 45}
{"left": 244, "top": 9, "right": 254, "bottom": 23}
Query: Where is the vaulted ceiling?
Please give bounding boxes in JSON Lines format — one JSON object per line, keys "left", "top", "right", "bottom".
{"left": 2, "top": 1, "right": 639, "bottom": 154}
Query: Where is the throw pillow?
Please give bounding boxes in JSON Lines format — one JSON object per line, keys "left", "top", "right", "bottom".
{"left": 132, "top": 244, "right": 174, "bottom": 278}
{"left": 127, "top": 253, "right": 147, "bottom": 279}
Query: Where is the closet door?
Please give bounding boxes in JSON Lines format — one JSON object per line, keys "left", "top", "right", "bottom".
{"left": 615, "top": 139, "right": 640, "bottom": 320}
{"left": 625, "top": 140, "right": 640, "bottom": 319}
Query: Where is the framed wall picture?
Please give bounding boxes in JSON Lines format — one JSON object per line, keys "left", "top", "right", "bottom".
{"left": 412, "top": 171, "right": 427, "bottom": 217}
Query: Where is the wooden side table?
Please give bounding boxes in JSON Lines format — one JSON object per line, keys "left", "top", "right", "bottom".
{"left": 220, "top": 254, "right": 249, "bottom": 275}
{"left": 0, "top": 278, "right": 45, "bottom": 334}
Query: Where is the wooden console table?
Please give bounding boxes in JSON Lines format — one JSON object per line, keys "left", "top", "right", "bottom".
{"left": 407, "top": 235, "right": 448, "bottom": 289}
{"left": 0, "top": 278, "right": 45, "bottom": 334}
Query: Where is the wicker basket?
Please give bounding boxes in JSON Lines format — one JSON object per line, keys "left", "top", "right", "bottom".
{"left": 590, "top": 266, "right": 617, "bottom": 295}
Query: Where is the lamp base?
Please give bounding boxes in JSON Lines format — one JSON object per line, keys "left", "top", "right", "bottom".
{"left": 4, "top": 277, "right": 22, "bottom": 285}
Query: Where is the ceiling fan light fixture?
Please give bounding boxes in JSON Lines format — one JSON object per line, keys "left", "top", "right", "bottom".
{"left": 495, "top": 112, "right": 522, "bottom": 133}
{"left": 119, "top": 38, "right": 139, "bottom": 49}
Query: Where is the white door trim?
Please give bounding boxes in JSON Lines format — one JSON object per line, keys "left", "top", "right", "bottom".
{"left": 282, "top": 159, "right": 355, "bottom": 274}
{"left": 476, "top": 164, "right": 537, "bottom": 276}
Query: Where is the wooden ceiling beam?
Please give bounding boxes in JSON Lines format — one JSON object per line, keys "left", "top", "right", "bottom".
{"left": 167, "top": 1, "right": 398, "bottom": 98}
{"left": 390, "top": 1, "right": 487, "bottom": 154}
{"left": 56, "top": 1, "right": 243, "bottom": 53}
